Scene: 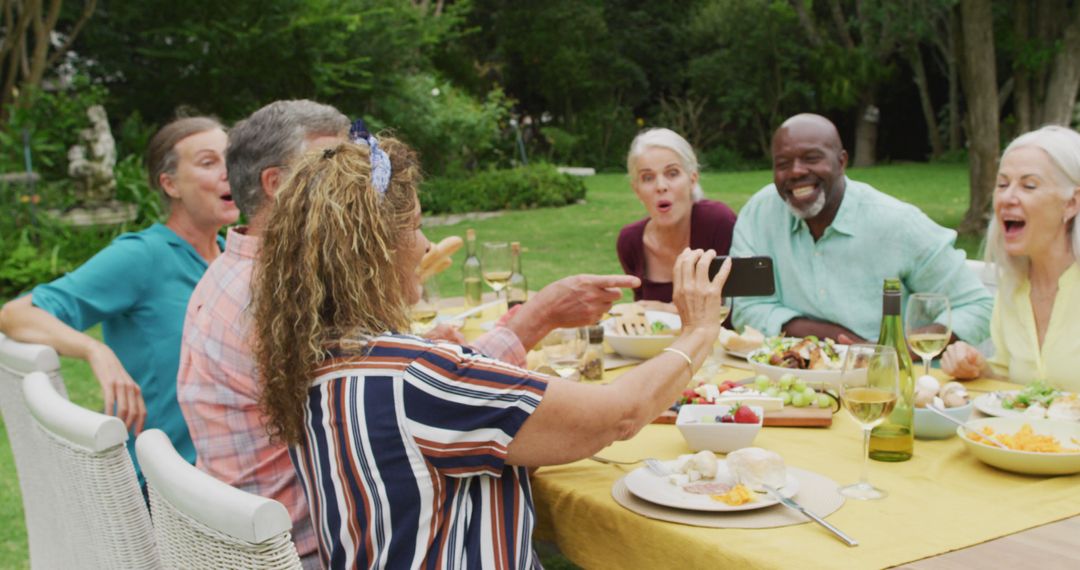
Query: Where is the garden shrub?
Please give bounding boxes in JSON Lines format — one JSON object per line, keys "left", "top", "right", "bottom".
{"left": 421, "top": 163, "right": 586, "bottom": 215}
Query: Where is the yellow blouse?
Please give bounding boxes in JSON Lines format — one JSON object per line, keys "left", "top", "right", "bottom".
{"left": 988, "top": 263, "right": 1080, "bottom": 392}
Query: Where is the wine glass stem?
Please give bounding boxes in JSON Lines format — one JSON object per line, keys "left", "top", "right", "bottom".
{"left": 925, "top": 358, "right": 932, "bottom": 377}
{"left": 859, "top": 427, "right": 872, "bottom": 487}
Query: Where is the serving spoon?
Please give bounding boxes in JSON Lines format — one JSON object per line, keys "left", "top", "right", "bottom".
{"left": 925, "top": 404, "right": 1009, "bottom": 449}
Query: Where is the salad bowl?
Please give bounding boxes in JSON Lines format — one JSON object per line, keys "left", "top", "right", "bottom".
{"left": 747, "top": 337, "right": 846, "bottom": 389}
{"left": 603, "top": 311, "right": 681, "bottom": 359}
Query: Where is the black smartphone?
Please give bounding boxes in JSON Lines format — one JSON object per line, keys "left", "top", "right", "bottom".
{"left": 707, "top": 256, "right": 775, "bottom": 297}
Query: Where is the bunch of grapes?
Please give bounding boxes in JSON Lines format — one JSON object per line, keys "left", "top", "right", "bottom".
{"left": 753, "top": 373, "right": 834, "bottom": 409}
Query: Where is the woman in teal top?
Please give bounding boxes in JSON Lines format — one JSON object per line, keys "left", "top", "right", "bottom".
{"left": 0, "top": 117, "right": 239, "bottom": 477}
{"left": 942, "top": 126, "right": 1080, "bottom": 391}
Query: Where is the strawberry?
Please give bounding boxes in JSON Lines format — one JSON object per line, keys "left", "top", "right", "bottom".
{"left": 733, "top": 405, "right": 759, "bottom": 424}
{"left": 719, "top": 414, "right": 735, "bottom": 423}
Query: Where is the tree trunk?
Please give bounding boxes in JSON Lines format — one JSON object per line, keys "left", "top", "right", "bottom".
{"left": 1013, "top": 0, "right": 1033, "bottom": 134}
{"left": 853, "top": 98, "right": 879, "bottom": 167}
{"left": 958, "top": 0, "right": 999, "bottom": 236}
{"left": 1041, "top": 6, "right": 1080, "bottom": 125}
{"left": 908, "top": 46, "right": 944, "bottom": 159}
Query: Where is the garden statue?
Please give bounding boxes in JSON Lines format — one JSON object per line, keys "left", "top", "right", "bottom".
{"left": 67, "top": 105, "right": 116, "bottom": 204}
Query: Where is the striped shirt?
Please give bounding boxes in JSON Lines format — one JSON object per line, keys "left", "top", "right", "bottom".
{"left": 292, "top": 334, "right": 549, "bottom": 569}
{"left": 179, "top": 227, "right": 528, "bottom": 560}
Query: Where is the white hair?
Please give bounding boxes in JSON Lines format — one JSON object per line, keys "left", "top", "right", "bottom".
{"left": 626, "top": 128, "right": 704, "bottom": 201}
{"left": 985, "top": 125, "right": 1080, "bottom": 291}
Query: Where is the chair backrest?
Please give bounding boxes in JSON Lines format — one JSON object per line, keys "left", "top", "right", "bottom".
{"left": 0, "top": 334, "right": 71, "bottom": 569}
{"left": 136, "top": 429, "right": 302, "bottom": 570}
{"left": 22, "top": 371, "right": 161, "bottom": 569}
{"left": 965, "top": 259, "right": 998, "bottom": 296}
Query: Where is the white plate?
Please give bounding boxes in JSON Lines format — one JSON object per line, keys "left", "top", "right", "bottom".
{"left": 623, "top": 461, "right": 800, "bottom": 512}
{"left": 972, "top": 391, "right": 1079, "bottom": 420}
{"left": 724, "top": 349, "right": 752, "bottom": 360}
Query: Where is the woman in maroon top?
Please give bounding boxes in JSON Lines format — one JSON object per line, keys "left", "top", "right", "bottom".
{"left": 617, "top": 128, "right": 737, "bottom": 302}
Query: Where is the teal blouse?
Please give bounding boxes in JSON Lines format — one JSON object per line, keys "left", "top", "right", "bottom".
{"left": 31, "top": 223, "right": 223, "bottom": 483}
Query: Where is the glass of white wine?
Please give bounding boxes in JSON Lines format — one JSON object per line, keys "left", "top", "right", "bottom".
{"left": 839, "top": 344, "right": 899, "bottom": 501}
{"left": 481, "top": 242, "right": 512, "bottom": 302}
{"left": 410, "top": 279, "right": 440, "bottom": 334}
{"left": 905, "top": 293, "right": 952, "bottom": 377}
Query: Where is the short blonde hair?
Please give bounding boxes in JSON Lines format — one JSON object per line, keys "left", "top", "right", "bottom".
{"left": 626, "top": 128, "right": 704, "bottom": 201}
{"left": 985, "top": 125, "right": 1080, "bottom": 290}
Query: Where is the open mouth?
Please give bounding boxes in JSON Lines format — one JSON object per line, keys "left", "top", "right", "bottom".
{"left": 221, "top": 193, "right": 234, "bottom": 203}
{"left": 790, "top": 185, "right": 817, "bottom": 201}
{"left": 1003, "top": 219, "right": 1025, "bottom": 236}
{"left": 657, "top": 200, "right": 673, "bottom": 213}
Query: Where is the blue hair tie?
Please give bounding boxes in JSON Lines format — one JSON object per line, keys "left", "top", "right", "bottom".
{"left": 349, "top": 118, "right": 391, "bottom": 195}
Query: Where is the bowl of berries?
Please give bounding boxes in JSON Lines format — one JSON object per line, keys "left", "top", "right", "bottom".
{"left": 676, "top": 404, "right": 763, "bottom": 453}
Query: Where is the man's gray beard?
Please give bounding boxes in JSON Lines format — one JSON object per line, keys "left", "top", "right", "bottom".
{"left": 784, "top": 191, "right": 827, "bottom": 220}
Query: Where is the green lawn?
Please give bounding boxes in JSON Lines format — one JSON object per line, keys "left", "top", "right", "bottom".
{"left": 0, "top": 162, "right": 977, "bottom": 568}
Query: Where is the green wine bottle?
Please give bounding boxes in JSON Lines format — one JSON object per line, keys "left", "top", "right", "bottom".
{"left": 507, "top": 242, "right": 528, "bottom": 309}
{"left": 870, "top": 278, "right": 914, "bottom": 461}
{"left": 462, "top": 229, "right": 483, "bottom": 316}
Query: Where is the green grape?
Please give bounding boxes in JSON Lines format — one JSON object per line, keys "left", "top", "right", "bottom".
{"left": 816, "top": 394, "right": 832, "bottom": 408}
{"left": 778, "top": 375, "right": 794, "bottom": 390}
{"left": 802, "top": 387, "right": 817, "bottom": 399}
{"left": 792, "top": 392, "right": 808, "bottom": 407}
{"left": 781, "top": 391, "right": 793, "bottom": 405}
{"left": 764, "top": 386, "right": 780, "bottom": 398}
{"left": 793, "top": 379, "right": 807, "bottom": 392}
{"left": 754, "top": 375, "right": 772, "bottom": 391}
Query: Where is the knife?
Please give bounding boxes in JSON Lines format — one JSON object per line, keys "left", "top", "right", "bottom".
{"left": 762, "top": 484, "right": 858, "bottom": 547}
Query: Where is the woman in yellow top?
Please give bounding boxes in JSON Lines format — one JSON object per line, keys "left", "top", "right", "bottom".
{"left": 942, "top": 126, "right": 1080, "bottom": 391}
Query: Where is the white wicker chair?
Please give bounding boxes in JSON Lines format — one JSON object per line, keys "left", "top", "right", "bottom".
{"left": 22, "top": 371, "right": 161, "bottom": 569}
{"left": 965, "top": 259, "right": 998, "bottom": 296}
{"left": 0, "top": 334, "right": 70, "bottom": 569}
{"left": 135, "top": 429, "right": 303, "bottom": 570}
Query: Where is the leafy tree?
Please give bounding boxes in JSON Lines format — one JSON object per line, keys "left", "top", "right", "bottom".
{"left": 0, "top": 0, "right": 97, "bottom": 120}
{"left": 685, "top": 0, "right": 815, "bottom": 159}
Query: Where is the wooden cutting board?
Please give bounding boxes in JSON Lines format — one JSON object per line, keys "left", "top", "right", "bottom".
{"left": 653, "top": 406, "right": 834, "bottom": 427}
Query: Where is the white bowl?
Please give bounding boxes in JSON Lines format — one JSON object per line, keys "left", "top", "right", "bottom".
{"left": 914, "top": 402, "right": 973, "bottom": 439}
{"left": 603, "top": 311, "right": 681, "bottom": 359}
{"left": 676, "top": 404, "right": 763, "bottom": 453}
{"left": 746, "top": 339, "right": 845, "bottom": 389}
{"left": 957, "top": 417, "right": 1080, "bottom": 475}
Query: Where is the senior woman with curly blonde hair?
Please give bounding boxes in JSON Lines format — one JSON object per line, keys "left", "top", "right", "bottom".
{"left": 251, "top": 137, "right": 731, "bottom": 569}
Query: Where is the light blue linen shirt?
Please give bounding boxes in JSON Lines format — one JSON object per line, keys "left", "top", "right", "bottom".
{"left": 730, "top": 178, "right": 992, "bottom": 343}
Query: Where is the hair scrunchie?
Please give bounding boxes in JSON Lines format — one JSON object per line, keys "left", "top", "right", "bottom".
{"left": 349, "top": 118, "right": 392, "bottom": 195}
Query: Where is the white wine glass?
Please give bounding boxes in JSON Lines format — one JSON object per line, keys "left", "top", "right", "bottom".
{"left": 839, "top": 344, "right": 899, "bottom": 501}
{"left": 410, "top": 279, "right": 441, "bottom": 334}
{"left": 481, "top": 242, "right": 512, "bottom": 302}
{"left": 905, "top": 293, "right": 951, "bottom": 377}
{"left": 543, "top": 327, "right": 589, "bottom": 380}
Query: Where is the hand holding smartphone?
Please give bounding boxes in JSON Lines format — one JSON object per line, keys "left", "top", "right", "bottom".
{"left": 707, "top": 256, "right": 775, "bottom": 297}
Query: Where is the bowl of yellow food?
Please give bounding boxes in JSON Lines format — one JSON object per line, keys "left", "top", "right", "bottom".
{"left": 957, "top": 417, "right": 1080, "bottom": 475}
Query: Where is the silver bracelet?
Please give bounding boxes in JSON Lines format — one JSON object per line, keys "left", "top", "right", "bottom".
{"left": 662, "top": 347, "right": 694, "bottom": 374}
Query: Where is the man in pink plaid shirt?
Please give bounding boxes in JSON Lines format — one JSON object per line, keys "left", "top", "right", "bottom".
{"left": 178, "top": 100, "right": 638, "bottom": 568}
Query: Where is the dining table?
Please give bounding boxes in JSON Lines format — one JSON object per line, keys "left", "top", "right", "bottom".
{"left": 444, "top": 300, "right": 1080, "bottom": 569}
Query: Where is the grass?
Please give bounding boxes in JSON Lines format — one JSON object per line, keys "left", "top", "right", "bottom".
{"left": 0, "top": 162, "right": 976, "bottom": 568}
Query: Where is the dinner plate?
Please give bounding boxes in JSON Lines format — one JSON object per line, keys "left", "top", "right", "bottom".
{"left": 622, "top": 461, "right": 800, "bottom": 512}
{"left": 724, "top": 348, "right": 752, "bottom": 360}
{"left": 973, "top": 391, "right": 1080, "bottom": 421}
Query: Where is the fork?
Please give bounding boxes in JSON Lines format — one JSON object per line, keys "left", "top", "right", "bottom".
{"left": 589, "top": 456, "right": 670, "bottom": 476}
{"left": 614, "top": 309, "right": 648, "bottom": 336}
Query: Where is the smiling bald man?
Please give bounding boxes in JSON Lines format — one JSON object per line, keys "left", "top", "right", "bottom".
{"left": 729, "top": 113, "right": 993, "bottom": 345}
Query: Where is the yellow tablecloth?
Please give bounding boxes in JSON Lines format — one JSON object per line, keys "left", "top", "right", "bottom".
{"left": 452, "top": 308, "right": 1080, "bottom": 568}
{"left": 531, "top": 371, "right": 1080, "bottom": 569}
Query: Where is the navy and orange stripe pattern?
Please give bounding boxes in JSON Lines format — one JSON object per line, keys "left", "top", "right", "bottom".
{"left": 291, "top": 334, "right": 549, "bottom": 569}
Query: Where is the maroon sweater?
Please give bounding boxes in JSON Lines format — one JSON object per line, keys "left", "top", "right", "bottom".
{"left": 616, "top": 199, "right": 737, "bottom": 302}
